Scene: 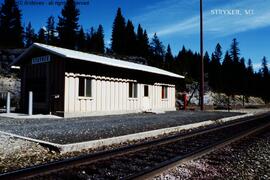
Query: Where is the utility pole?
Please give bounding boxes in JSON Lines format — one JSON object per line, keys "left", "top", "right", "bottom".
{"left": 200, "top": 0, "right": 204, "bottom": 111}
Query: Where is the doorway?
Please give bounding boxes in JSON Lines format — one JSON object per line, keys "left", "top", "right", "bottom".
{"left": 142, "top": 85, "right": 150, "bottom": 111}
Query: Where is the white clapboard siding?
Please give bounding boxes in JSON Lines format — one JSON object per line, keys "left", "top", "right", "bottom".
{"left": 64, "top": 73, "right": 176, "bottom": 116}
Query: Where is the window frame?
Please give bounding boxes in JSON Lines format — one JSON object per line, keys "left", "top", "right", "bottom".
{"left": 129, "top": 82, "right": 138, "bottom": 98}
{"left": 78, "top": 77, "right": 92, "bottom": 98}
{"left": 144, "top": 85, "right": 149, "bottom": 97}
{"left": 162, "top": 86, "right": 168, "bottom": 99}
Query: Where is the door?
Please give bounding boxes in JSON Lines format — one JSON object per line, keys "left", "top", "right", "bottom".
{"left": 142, "top": 85, "right": 151, "bottom": 111}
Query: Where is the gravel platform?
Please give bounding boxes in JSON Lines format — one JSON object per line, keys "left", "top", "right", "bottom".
{"left": 155, "top": 126, "right": 270, "bottom": 180}
{"left": 0, "top": 111, "right": 241, "bottom": 144}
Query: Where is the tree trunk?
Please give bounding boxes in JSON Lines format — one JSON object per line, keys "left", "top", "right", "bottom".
{"left": 242, "top": 95, "right": 245, "bottom": 107}
{"left": 227, "top": 95, "right": 230, "bottom": 112}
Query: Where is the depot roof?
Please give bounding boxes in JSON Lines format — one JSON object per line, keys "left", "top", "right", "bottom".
{"left": 13, "top": 43, "right": 184, "bottom": 79}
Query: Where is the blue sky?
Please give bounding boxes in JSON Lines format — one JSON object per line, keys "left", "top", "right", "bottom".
{"left": 2, "top": 0, "right": 270, "bottom": 70}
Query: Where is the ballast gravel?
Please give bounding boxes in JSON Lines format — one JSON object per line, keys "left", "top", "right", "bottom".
{"left": 155, "top": 127, "right": 270, "bottom": 180}
{"left": 0, "top": 134, "right": 52, "bottom": 173}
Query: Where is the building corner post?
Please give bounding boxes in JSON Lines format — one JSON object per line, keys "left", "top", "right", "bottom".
{"left": 28, "top": 91, "right": 33, "bottom": 115}
{"left": 6, "top": 92, "right": 10, "bottom": 113}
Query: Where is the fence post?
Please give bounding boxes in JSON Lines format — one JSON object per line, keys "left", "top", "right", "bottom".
{"left": 28, "top": 91, "right": 33, "bottom": 115}
{"left": 6, "top": 92, "right": 10, "bottom": 113}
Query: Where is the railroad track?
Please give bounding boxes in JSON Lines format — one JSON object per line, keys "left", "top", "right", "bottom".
{"left": 1, "top": 112, "right": 270, "bottom": 180}
{"left": 128, "top": 117, "right": 270, "bottom": 180}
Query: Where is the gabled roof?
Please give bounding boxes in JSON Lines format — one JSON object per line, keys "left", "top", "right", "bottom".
{"left": 13, "top": 43, "right": 184, "bottom": 79}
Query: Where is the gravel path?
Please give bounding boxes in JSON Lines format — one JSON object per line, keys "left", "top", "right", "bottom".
{"left": 0, "top": 134, "right": 52, "bottom": 173}
{"left": 0, "top": 111, "right": 241, "bottom": 144}
{"left": 155, "top": 126, "right": 270, "bottom": 180}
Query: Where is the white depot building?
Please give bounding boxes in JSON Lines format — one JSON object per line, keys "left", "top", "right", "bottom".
{"left": 13, "top": 43, "right": 184, "bottom": 117}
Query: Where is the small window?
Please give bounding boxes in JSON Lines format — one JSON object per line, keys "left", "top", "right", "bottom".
{"left": 85, "top": 79, "right": 92, "bottom": 97}
{"left": 144, "top": 85, "right": 149, "bottom": 97}
{"left": 79, "top": 78, "right": 85, "bottom": 97}
{"left": 79, "top": 77, "right": 92, "bottom": 97}
{"left": 162, "top": 86, "right": 168, "bottom": 99}
{"left": 129, "top": 82, "right": 138, "bottom": 98}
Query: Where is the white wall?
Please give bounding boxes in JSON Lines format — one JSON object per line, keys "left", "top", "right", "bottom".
{"left": 64, "top": 73, "right": 176, "bottom": 117}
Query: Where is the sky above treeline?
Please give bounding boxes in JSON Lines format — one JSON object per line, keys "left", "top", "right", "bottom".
{"left": 1, "top": 0, "right": 270, "bottom": 70}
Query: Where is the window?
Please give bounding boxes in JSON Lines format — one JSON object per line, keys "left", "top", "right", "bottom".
{"left": 144, "top": 85, "right": 149, "bottom": 97}
{"left": 79, "top": 77, "right": 92, "bottom": 97}
{"left": 162, "top": 86, "right": 168, "bottom": 99}
{"left": 129, "top": 82, "right": 138, "bottom": 98}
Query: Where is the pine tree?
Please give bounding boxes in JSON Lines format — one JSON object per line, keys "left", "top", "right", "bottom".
{"left": 230, "top": 38, "right": 240, "bottom": 63}
{"left": 213, "top": 43, "right": 223, "bottom": 61}
{"left": 229, "top": 38, "right": 241, "bottom": 94}
{"left": 25, "top": 22, "right": 36, "bottom": 47}
{"left": 191, "top": 52, "right": 200, "bottom": 81}
{"left": 141, "top": 30, "right": 150, "bottom": 58}
{"left": 175, "top": 46, "right": 203, "bottom": 81}
{"left": 204, "top": 51, "right": 210, "bottom": 74}
{"left": 246, "top": 59, "right": 254, "bottom": 96}
{"left": 261, "top": 56, "right": 269, "bottom": 78}
{"left": 77, "top": 26, "right": 86, "bottom": 51}
{"left": 222, "top": 51, "right": 234, "bottom": 96}
{"left": 125, "top": 20, "right": 136, "bottom": 55}
{"left": 85, "top": 25, "right": 105, "bottom": 54}
{"left": 136, "top": 24, "right": 144, "bottom": 56}
{"left": 260, "top": 56, "right": 270, "bottom": 103}
{"left": 136, "top": 25, "right": 149, "bottom": 58}
{"left": 239, "top": 57, "right": 247, "bottom": 94}
{"left": 57, "top": 0, "right": 79, "bottom": 49}
{"left": 46, "top": 16, "right": 57, "bottom": 45}
{"left": 111, "top": 8, "right": 126, "bottom": 54}
{"left": 95, "top": 25, "right": 105, "bottom": 54}
{"left": 253, "top": 71, "right": 263, "bottom": 98}
{"left": 150, "top": 33, "right": 164, "bottom": 57}
{"left": 175, "top": 46, "right": 187, "bottom": 75}
{"left": 37, "top": 28, "right": 46, "bottom": 44}
{"left": 164, "top": 44, "right": 174, "bottom": 70}
{"left": 247, "top": 59, "right": 254, "bottom": 75}
{"left": 209, "top": 43, "right": 222, "bottom": 92}
{"left": 86, "top": 27, "right": 95, "bottom": 53}
{"left": 149, "top": 33, "right": 165, "bottom": 67}
{"left": 0, "top": 0, "right": 23, "bottom": 48}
